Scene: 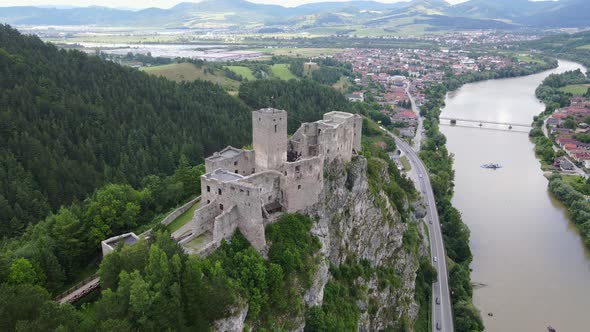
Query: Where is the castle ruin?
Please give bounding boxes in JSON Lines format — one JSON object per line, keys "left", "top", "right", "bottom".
{"left": 172, "top": 109, "right": 362, "bottom": 255}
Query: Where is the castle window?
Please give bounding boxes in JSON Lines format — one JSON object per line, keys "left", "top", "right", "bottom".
{"left": 220, "top": 204, "right": 224, "bottom": 210}
{"left": 207, "top": 185, "right": 210, "bottom": 192}
{"left": 284, "top": 171, "right": 287, "bottom": 176}
{"left": 298, "top": 185, "right": 302, "bottom": 190}
{"left": 218, "top": 189, "right": 222, "bottom": 195}
{"left": 207, "top": 200, "right": 210, "bottom": 204}
{"left": 274, "top": 124, "right": 277, "bottom": 133}
{"left": 295, "top": 165, "right": 301, "bottom": 173}
{"left": 247, "top": 190, "right": 250, "bottom": 196}
{"left": 252, "top": 168, "right": 255, "bottom": 173}
{"left": 234, "top": 161, "right": 238, "bottom": 166}
{"left": 268, "top": 195, "right": 272, "bottom": 201}
{"left": 235, "top": 170, "right": 239, "bottom": 174}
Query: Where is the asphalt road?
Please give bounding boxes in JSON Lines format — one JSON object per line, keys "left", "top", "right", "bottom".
{"left": 381, "top": 126, "right": 454, "bottom": 332}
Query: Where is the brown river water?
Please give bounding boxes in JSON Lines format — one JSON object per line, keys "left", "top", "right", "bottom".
{"left": 440, "top": 60, "right": 590, "bottom": 332}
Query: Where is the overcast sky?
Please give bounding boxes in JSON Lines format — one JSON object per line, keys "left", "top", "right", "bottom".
{"left": 0, "top": 0, "right": 473, "bottom": 9}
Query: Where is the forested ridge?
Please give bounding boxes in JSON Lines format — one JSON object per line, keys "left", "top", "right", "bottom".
{"left": 0, "top": 25, "right": 252, "bottom": 238}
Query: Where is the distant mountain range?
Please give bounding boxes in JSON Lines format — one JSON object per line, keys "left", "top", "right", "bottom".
{"left": 0, "top": 0, "right": 588, "bottom": 30}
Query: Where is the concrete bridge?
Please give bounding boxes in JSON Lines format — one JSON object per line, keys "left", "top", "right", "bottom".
{"left": 439, "top": 116, "right": 532, "bottom": 128}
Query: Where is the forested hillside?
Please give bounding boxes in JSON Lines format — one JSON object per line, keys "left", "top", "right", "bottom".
{"left": 0, "top": 25, "right": 252, "bottom": 238}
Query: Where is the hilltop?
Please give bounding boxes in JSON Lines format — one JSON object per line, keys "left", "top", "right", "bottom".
{"left": 0, "top": 0, "right": 588, "bottom": 32}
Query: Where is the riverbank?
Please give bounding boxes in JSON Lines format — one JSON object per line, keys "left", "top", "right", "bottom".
{"left": 415, "top": 59, "right": 558, "bottom": 331}
{"left": 439, "top": 59, "right": 590, "bottom": 331}
{"left": 530, "top": 65, "right": 590, "bottom": 249}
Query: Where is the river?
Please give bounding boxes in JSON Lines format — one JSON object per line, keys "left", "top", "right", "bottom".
{"left": 439, "top": 60, "right": 590, "bottom": 331}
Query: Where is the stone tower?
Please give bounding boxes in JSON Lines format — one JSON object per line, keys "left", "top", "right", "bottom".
{"left": 252, "top": 108, "right": 288, "bottom": 171}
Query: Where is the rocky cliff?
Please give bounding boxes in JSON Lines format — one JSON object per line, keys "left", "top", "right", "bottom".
{"left": 213, "top": 155, "right": 427, "bottom": 331}
{"left": 304, "top": 156, "right": 426, "bottom": 331}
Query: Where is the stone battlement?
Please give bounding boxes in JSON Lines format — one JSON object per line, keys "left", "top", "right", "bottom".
{"left": 172, "top": 109, "right": 362, "bottom": 255}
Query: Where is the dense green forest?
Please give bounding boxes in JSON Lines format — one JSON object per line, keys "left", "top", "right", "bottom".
{"left": 0, "top": 24, "right": 252, "bottom": 238}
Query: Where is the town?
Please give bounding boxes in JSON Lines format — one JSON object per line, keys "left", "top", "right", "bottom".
{"left": 335, "top": 47, "right": 521, "bottom": 141}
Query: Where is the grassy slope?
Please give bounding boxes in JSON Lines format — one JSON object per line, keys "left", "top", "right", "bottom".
{"left": 225, "top": 65, "right": 257, "bottom": 81}
{"left": 167, "top": 201, "right": 201, "bottom": 233}
{"left": 332, "top": 76, "right": 351, "bottom": 92}
{"left": 270, "top": 64, "right": 297, "bottom": 80}
{"left": 559, "top": 84, "right": 590, "bottom": 95}
{"left": 142, "top": 63, "right": 240, "bottom": 90}
{"left": 515, "top": 54, "right": 545, "bottom": 64}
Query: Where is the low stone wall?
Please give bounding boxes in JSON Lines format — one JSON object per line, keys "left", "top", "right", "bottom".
{"left": 160, "top": 196, "right": 201, "bottom": 226}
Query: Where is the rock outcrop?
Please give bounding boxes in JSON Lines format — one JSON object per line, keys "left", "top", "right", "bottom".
{"left": 305, "top": 156, "right": 425, "bottom": 331}
{"left": 213, "top": 155, "right": 426, "bottom": 331}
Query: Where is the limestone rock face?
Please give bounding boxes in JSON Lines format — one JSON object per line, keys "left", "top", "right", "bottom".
{"left": 305, "top": 156, "right": 423, "bottom": 330}
{"left": 214, "top": 304, "right": 249, "bottom": 332}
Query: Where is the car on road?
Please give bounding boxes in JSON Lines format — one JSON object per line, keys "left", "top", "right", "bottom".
{"left": 429, "top": 219, "right": 433, "bottom": 224}
{"left": 436, "top": 322, "right": 441, "bottom": 330}
{"left": 436, "top": 297, "right": 440, "bottom": 305}
{"left": 433, "top": 256, "right": 437, "bottom": 262}
{"left": 419, "top": 174, "right": 423, "bottom": 178}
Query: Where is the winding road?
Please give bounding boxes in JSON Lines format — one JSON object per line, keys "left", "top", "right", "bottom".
{"left": 382, "top": 86, "right": 454, "bottom": 331}
{"left": 382, "top": 126, "right": 454, "bottom": 332}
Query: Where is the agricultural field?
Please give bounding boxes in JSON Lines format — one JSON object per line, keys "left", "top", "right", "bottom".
{"left": 270, "top": 64, "right": 297, "bottom": 80}
{"left": 142, "top": 63, "right": 240, "bottom": 91}
{"left": 559, "top": 84, "right": 590, "bottom": 95}
{"left": 224, "top": 65, "right": 256, "bottom": 81}
{"left": 576, "top": 44, "right": 590, "bottom": 50}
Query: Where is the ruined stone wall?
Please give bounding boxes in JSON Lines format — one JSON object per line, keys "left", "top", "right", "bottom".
{"left": 213, "top": 205, "right": 240, "bottom": 243}
{"left": 252, "top": 109, "right": 287, "bottom": 171}
{"left": 289, "top": 122, "right": 320, "bottom": 160}
{"left": 205, "top": 150, "right": 256, "bottom": 176}
{"left": 160, "top": 196, "right": 201, "bottom": 226}
{"left": 173, "top": 201, "right": 220, "bottom": 241}
{"left": 317, "top": 123, "right": 353, "bottom": 163}
{"left": 220, "top": 180, "right": 267, "bottom": 252}
{"left": 352, "top": 115, "right": 362, "bottom": 153}
{"left": 280, "top": 156, "right": 323, "bottom": 213}
{"left": 240, "top": 171, "right": 282, "bottom": 206}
